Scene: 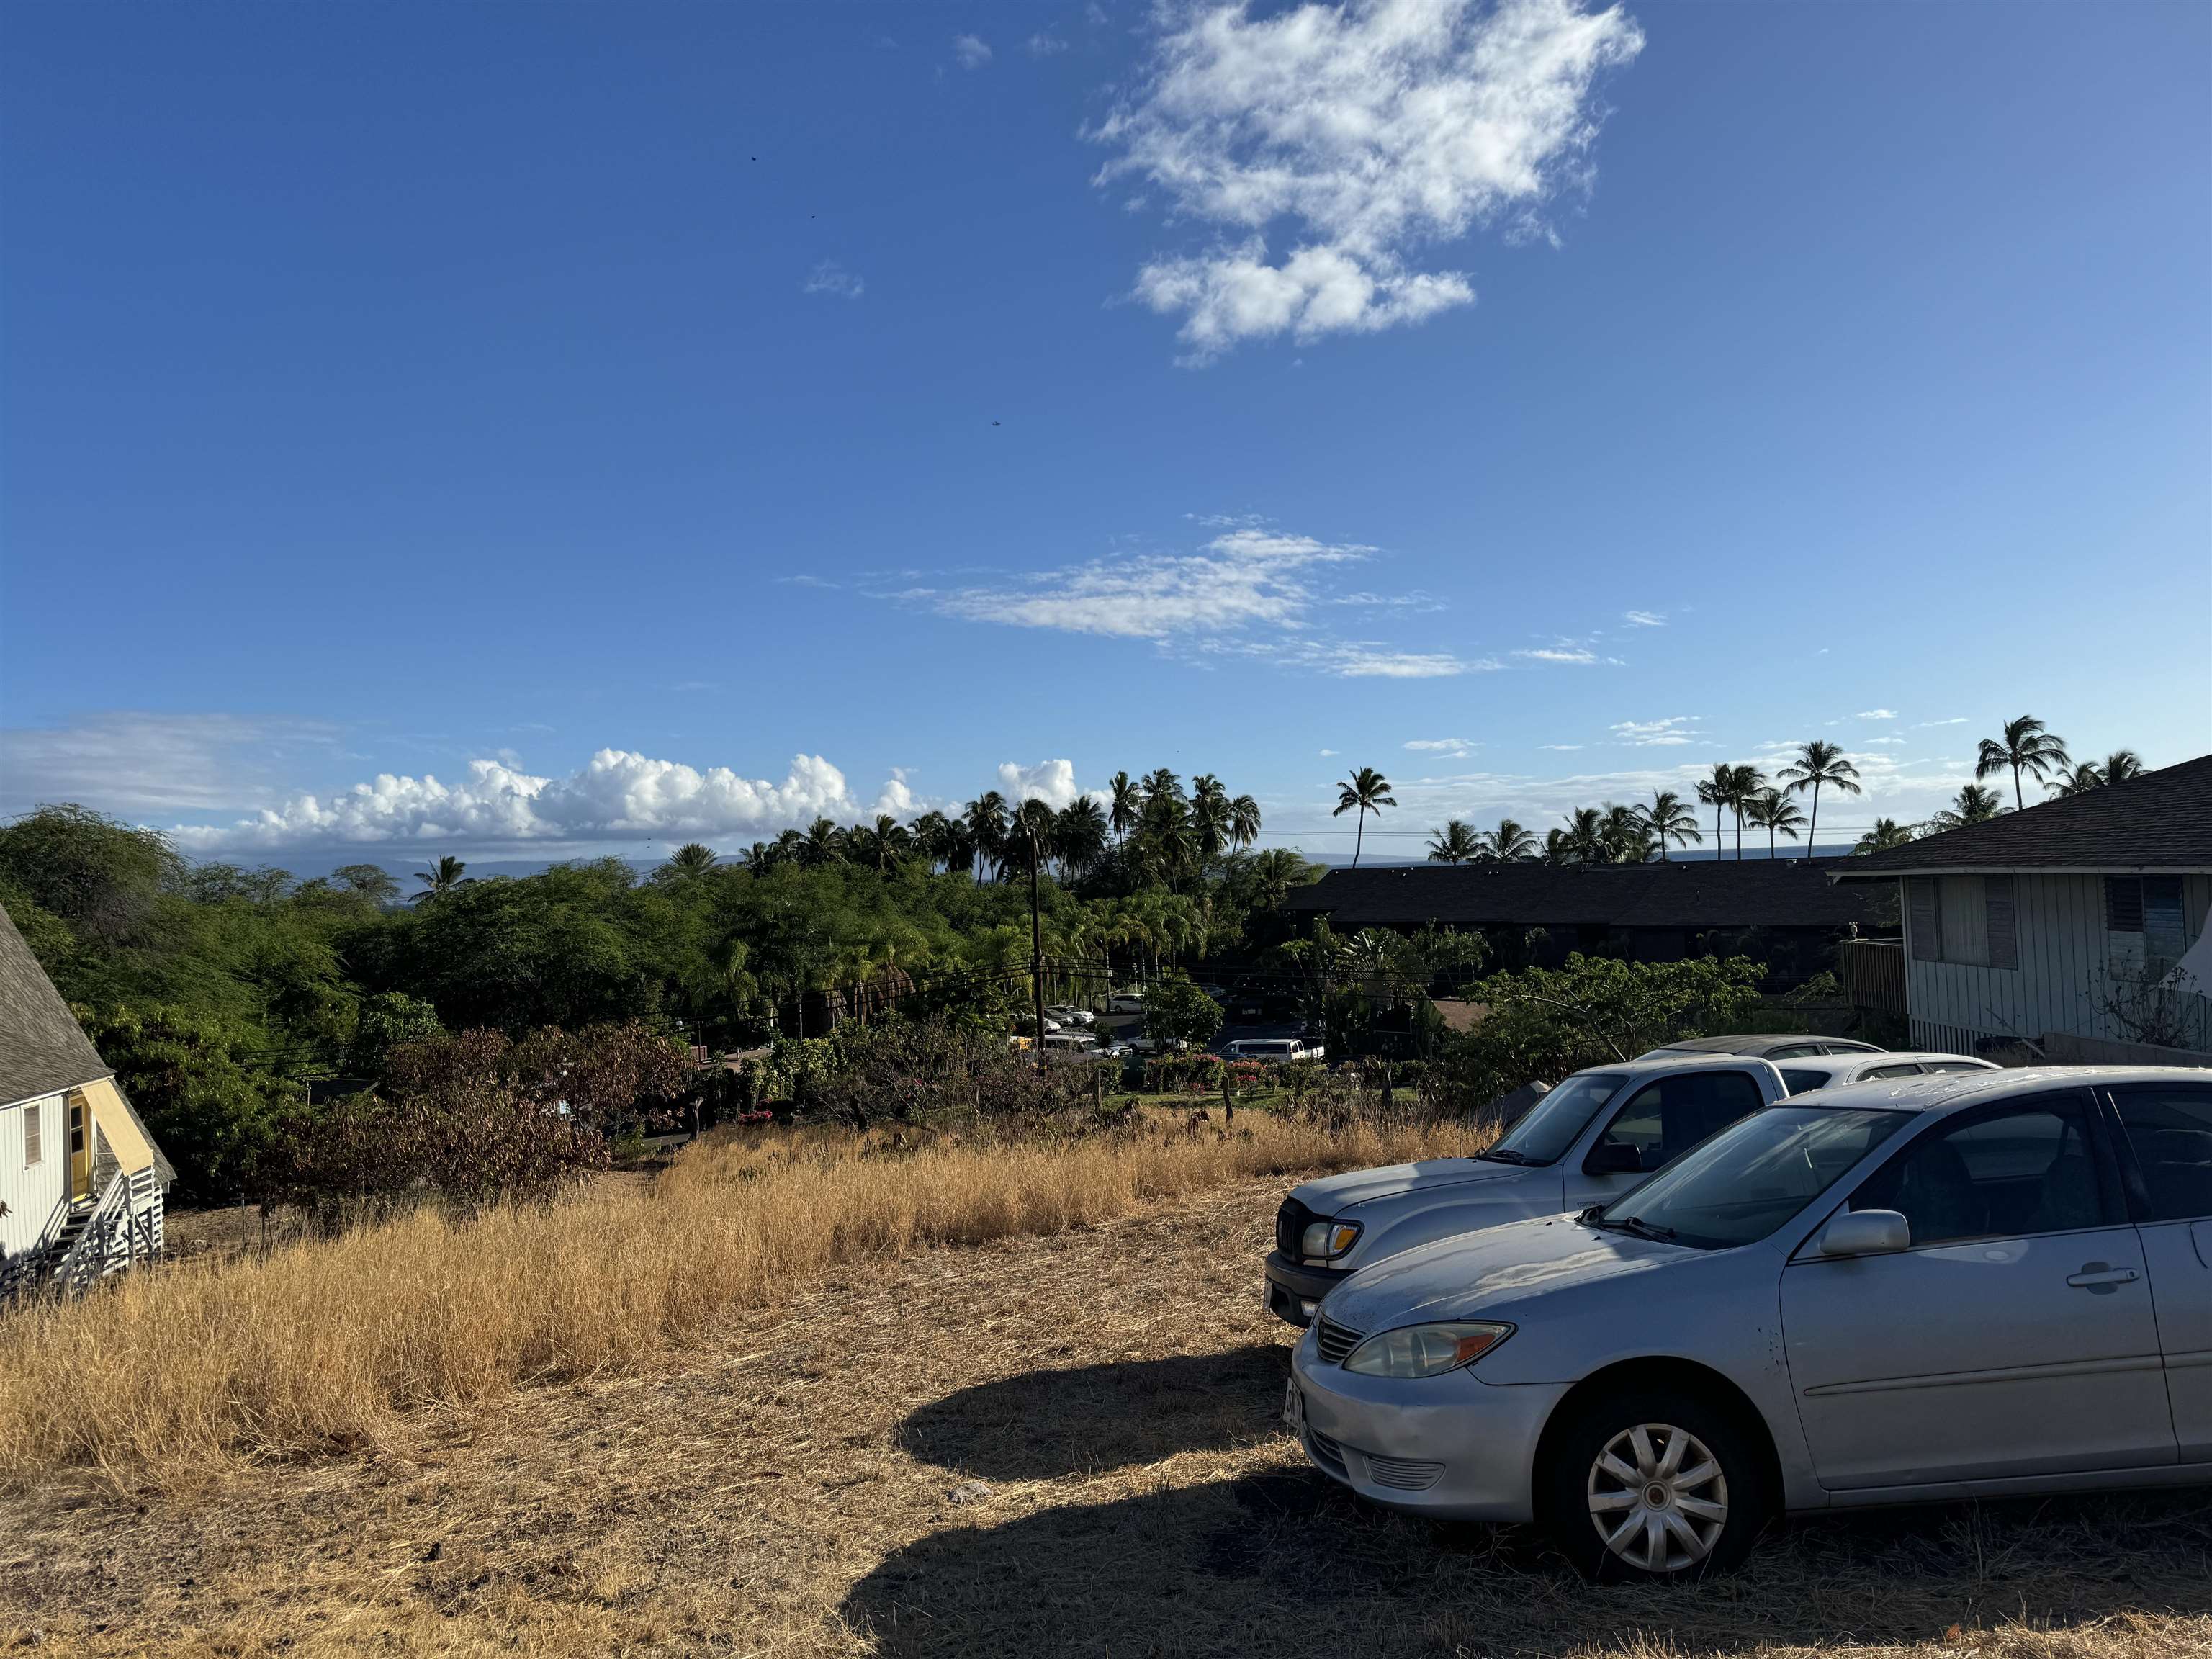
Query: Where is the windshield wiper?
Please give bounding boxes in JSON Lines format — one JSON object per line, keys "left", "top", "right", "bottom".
{"left": 1478, "top": 1147, "right": 1534, "bottom": 1165}
{"left": 1591, "top": 1214, "right": 1678, "bottom": 1243}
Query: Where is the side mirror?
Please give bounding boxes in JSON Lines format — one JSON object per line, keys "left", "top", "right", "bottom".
{"left": 1584, "top": 1141, "right": 1645, "bottom": 1176}
{"left": 1818, "top": 1208, "right": 1909, "bottom": 1257}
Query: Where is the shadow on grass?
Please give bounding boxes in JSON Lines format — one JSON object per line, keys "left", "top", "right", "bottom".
{"left": 844, "top": 1469, "right": 2212, "bottom": 1658}
{"left": 897, "top": 1345, "right": 1291, "bottom": 1480}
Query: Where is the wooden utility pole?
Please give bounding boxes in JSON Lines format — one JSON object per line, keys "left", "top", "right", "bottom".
{"left": 1028, "top": 822, "right": 1048, "bottom": 1076}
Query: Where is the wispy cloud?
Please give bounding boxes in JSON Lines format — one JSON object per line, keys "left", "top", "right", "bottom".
{"left": 1611, "top": 716, "right": 1704, "bottom": 747}
{"left": 953, "top": 33, "right": 992, "bottom": 69}
{"left": 1091, "top": 0, "right": 1644, "bottom": 361}
{"left": 1025, "top": 32, "right": 1068, "bottom": 55}
{"left": 802, "top": 260, "right": 865, "bottom": 300}
{"left": 1537, "top": 743, "right": 1585, "bottom": 751}
{"left": 1917, "top": 716, "right": 1967, "bottom": 727}
{"left": 1856, "top": 708, "right": 1898, "bottom": 721}
{"left": 1404, "top": 737, "right": 1478, "bottom": 758}
{"left": 1318, "top": 748, "right": 1339, "bottom": 757}
{"left": 0, "top": 711, "right": 349, "bottom": 818}
{"left": 1622, "top": 610, "right": 1665, "bottom": 628}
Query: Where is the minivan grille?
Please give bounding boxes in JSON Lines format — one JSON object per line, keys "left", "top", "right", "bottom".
{"left": 1315, "top": 1317, "right": 1362, "bottom": 1366}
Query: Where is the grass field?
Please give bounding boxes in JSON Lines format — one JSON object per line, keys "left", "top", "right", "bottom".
{"left": 1, "top": 1156, "right": 2209, "bottom": 1657}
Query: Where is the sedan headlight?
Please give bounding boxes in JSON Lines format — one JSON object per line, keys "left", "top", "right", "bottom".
{"left": 1300, "top": 1219, "right": 1362, "bottom": 1260}
{"left": 1343, "top": 1322, "right": 1514, "bottom": 1378}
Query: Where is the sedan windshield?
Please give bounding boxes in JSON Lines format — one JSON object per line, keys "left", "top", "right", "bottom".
{"left": 1483, "top": 1073, "right": 1628, "bottom": 1166}
{"left": 1593, "top": 1106, "right": 1912, "bottom": 1249}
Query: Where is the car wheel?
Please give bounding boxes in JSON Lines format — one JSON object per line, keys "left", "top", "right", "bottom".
{"left": 1535, "top": 1386, "right": 1769, "bottom": 1582}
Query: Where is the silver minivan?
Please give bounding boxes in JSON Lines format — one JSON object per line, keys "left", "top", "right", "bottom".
{"left": 1287, "top": 1067, "right": 2212, "bottom": 1580}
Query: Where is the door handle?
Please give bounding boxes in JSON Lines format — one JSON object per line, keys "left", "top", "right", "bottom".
{"left": 2066, "top": 1267, "right": 2140, "bottom": 1289}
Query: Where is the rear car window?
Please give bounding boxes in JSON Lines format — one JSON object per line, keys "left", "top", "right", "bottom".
{"left": 2109, "top": 1084, "right": 2212, "bottom": 1223}
{"left": 1781, "top": 1069, "right": 1830, "bottom": 1094}
{"left": 1861, "top": 1063, "right": 1925, "bottom": 1079}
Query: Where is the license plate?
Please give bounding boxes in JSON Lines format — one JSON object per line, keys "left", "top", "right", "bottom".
{"left": 1282, "top": 1380, "right": 1303, "bottom": 1426}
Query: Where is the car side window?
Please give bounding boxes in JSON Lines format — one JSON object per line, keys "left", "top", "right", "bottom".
{"left": 2108, "top": 1084, "right": 2212, "bottom": 1223}
{"left": 1923, "top": 1061, "right": 1988, "bottom": 1074}
{"left": 1764, "top": 1044, "right": 1820, "bottom": 1061}
{"left": 1592, "top": 1070, "right": 1767, "bottom": 1173}
{"left": 1861, "top": 1063, "right": 1926, "bottom": 1080}
{"left": 1780, "top": 1068, "right": 1830, "bottom": 1094}
{"left": 1849, "top": 1097, "right": 2110, "bottom": 1247}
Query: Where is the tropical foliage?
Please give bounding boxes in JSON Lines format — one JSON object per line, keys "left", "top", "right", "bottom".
{"left": 1975, "top": 715, "right": 2071, "bottom": 811}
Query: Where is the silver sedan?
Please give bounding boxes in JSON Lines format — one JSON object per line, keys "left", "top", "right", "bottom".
{"left": 1285, "top": 1066, "right": 2212, "bottom": 1580}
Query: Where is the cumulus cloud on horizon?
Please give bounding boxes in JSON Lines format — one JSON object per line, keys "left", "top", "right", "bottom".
{"left": 1092, "top": 0, "right": 1645, "bottom": 361}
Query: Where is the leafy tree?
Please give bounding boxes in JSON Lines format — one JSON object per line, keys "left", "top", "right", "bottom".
{"left": 1778, "top": 739, "right": 1861, "bottom": 858}
{"left": 0, "top": 804, "right": 182, "bottom": 946}
{"left": 1140, "top": 976, "right": 1223, "bottom": 1052}
{"left": 348, "top": 991, "right": 444, "bottom": 1074}
{"left": 1426, "top": 820, "right": 1482, "bottom": 864}
{"left": 1976, "top": 715, "right": 2070, "bottom": 811}
{"left": 330, "top": 863, "right": 403, "bottom": 905}
{"left": 1637, "top": 791, "right": 1701, "bottom": 861}
{"left": 74, "top": 1002, "right": 291, "bottom": 1203}
{"left": 1331, "top": 767, "right": 1395, "bottom": 868}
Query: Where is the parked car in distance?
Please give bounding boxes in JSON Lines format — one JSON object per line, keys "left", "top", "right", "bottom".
{"left": 1044, "top": 1004, "right": 1096, "bottom": 1028}
{"left": 1107, "top": 991, "right": 1148, "bottom": 1015}
{"left": 1638, "top": 1033, "right": 1884, "bottom": 1063}
{"left": 1040, "top": 1030, "right": 1099, "bottom": 1054}
{"left": 1285, "top": 1066, "right": 2212, "bottom": 1581}
{"left": 1779, "top": 1051, "right": 1995, "bottom": 1094}
{"left": 1223, "top": 1037, "right": 1326, "bottom": 1064}
{"left": 1264, "top": 1054, "right": 1792, "bottom": 1327}
{"left": 1095, "top": 1039, "right": 1135, "bottom": 1059}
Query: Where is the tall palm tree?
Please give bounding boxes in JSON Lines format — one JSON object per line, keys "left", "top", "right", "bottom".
{"left": 1106, "top": 770, "right": 1141, "bottom": 846}
{"left": 662, "top": 842, "right": 719, "bottom": 879}
{"left": 1696, "top": 765, "right": 1733, "bottom": 860}
{"left": 1976, "top": 715, "right": 2070, "bottom": 811}
{"left": 1539, "top": 827, "right": 1575, "bottom": 866}
{"left": 1141, "top": 768, "right": 1184, "bottom": 810}
{"left": 800, "top": 817, "right": 846, "bottom": 868}
{"left": 1713, "top": 765, "right": 1765, "bottom": 860}
{"left": 1563, "top": 806, "right": 1609, "bottom": 864}
{"left": 1637, "top": 790, "right": 1701, "bottom": 862}
{"left": 1743, "top": 788, "right": 1805, "bottom": 858}
{"left": 1053, "top": 796, "right": 1108, "bottom": 876}
{"left": 1601, "top": 803, "right": 1653, "bottom": 863}
{"left": 1227, "top": 792, "right": 1262, "bottom": 853}
{"left": 909, "top": 810, "right": 953, "bottom": 871}
{"left": 1190, "top": 774, "right": 1231, "bottom": 866}
{"left": 1331, "top": 767, "right": 1395, "bottom": 868}
{"left": 961, "top": 791, "right": 1008, "bottom": 881}
{"left": 1853, "top": 818, "right": 1915, "bottom": 853}
{"left": 858, "top": 815, "right": 911, "bottom": 875}
{"left": 2101, "top": 749, "right": 2146, "bottom": 784}
{"left": 411, "top": 854, "right": 470, "bottom": 903}
{"left": 2049, "top": 760, "right": 2104, "bottom": 796}
{"left": 1778, "top": 740, "right": 1861, "bottom": 859}
{"left": 1928, "top": 783, "right": 2006, "bottom": 830}
{"left": 1484, "top": 818, "right": 1537, "bottom": 862}
{"left": 1426, "top": 820, "right": 1482, "bottom": 864}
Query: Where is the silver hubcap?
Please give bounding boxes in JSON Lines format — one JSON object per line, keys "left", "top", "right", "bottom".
{"left": 1586, "top": 1422, "right": 1729, "bottom": 1573}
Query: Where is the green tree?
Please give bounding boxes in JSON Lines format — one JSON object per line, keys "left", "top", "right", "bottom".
{"left": 1743, "top": 787, "right": 1806, "bottom": 858}
{"left": 1106, "top": 771, "right": 1142, "bottom": 845}
{"left": 1853, "top": 818, "right": 1915, "bottom": 853}
{"left": 1563, "top": 807, "right": 1609, "bottom": 864}
{"left": 1976, "top": 715, "right": 2070, "bottom": 811}
{"left": 1928, "top": 783, "right": 2006, "bottom": 830}
{"left": 1637, "top": 791, "right": 1701, "bottom": 861}
{"left": 1695, "top": 765, "right": 1733, "bottom": 862}
{"left": 1140, "top": 976, "right": 1223, "bottom": 1053}
{"left": 0, "top": 803, "right": 182, "bottom": 945}
{"left": 1483, "top": 818, "right": 1537, "bottom": 862}
{"left": 413, "top": 855, "right": 471, "bottom": 904}
{"left": 1778, "top": 740, "right": 1861, "bottom": 858}
{"left": 1426, "top": 820, "right": 1482, "bottom": 864}
{"left": 660, "top": 842, "right": 720, "bottom": 880}
{"left": 1331, "top": 767, "right": 1395, "bottom": 869}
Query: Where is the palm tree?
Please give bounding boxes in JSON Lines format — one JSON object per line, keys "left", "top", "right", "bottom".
{"left": 858, "top": 815, "right": 911, "bottom": 875}
{"left": 1484, "top": 818, "right": 1537, "bottom": 862}
{"left": 1778, "top": 740, "right": 1861, "bottom": 859}
{"left": 1637, "top": 790, "right": 1701, "bottom": 862}
{"left": 1190, "top": 774, "right": 1231, "bottom": 866}
{"left": 1227, "top": 793, "right": 1262, "bottom": 853}
{"left": 1426, "top": 820, "right": 1482, "bottom": 864}
{"left": 1928, "top": 783, "right": 2006, "bottom": 831}
{"left": 1331, "top": 767, "right": 1395, "bottom": 868}
{"left": 1742, "top": 788, "right": 1805, "bottom": 858}
{"left": 800, "top": 817, "right": 846, "bottom": 868}
{"left": 2101, "top": 749, "right": 2146, "bottom": 784}
{"left": 961, "top": 792, "right": 1008, "bottom": 881}
{"left": 1539, "top": 828, "right": 1575, "bottom": 866}
{"left": 2052, "top": 749, "right": 2146, "bottom": 796}
{"left": 1976, "top": 715, "right": 2070, "bottom": 811}
{"left": 411, "top": 854, "right": 470, "bottom": 904}
{"left": 1696, "top": 765, "right": 1733, "bottom": 860}
{"left": 1563, "top": 806, "right": 1609, "bottom": 864}
{"left": 1853, "top": 818, "right": 1915, "bottom": 854}
{"left": 1714, "top": 765, "right": 1765, "bottom": 860}
{"left": 1106, "top": 771, "right": 1141, "bottom": 846}
{"left": 666, "top": 842, "right": 719, "bottom": 878}
{"left": 1601, "top": 803, "right": 1653, "bottom": 863}
{"left": 1053, "top": 796, "right": 1108, "bottom": 876}
{"left": 909, "top": 810, "right": 953, "bottom": 871}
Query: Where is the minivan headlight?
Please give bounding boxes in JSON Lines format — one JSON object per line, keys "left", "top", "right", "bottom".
{"left": 1342, "top": 1322, "right": 1513, "bottom": 1378}
{"left": 1300, "top": 1220, "right": 1362, "bottom": 1260}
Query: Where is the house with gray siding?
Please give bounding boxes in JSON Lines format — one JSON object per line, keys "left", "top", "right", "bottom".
{"left": 0, "top": 906, "right": 172, "bottom": 1295}
{"left": 1833, "top": 754, "right": 2212, "bottom": 1062}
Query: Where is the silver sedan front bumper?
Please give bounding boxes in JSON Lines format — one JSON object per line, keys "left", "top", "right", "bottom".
{"left": 1287, "top": 1324, "right": 1566, "bottom": 1522}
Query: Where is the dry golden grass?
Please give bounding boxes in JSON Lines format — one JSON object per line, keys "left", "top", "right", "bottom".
{"left": 0, "top": 1110, "right": 1478, "bottom": 1489}
{"left": 0, "top": 1178, "right": 2205, "bottom": 1659}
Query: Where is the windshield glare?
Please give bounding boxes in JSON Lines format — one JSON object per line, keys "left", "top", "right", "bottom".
{"left": 1596, "top": 1106, "right": 1912, "bottom": 1249}
{"left": 1485, "top": 1072, "right": 1628, "bottom": 1166}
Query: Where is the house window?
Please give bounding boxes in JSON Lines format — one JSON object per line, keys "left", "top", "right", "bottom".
{"left": 23, "top": 1100, "right": 40, "bottom": 1167}
{"left": 1907, "top": 875, "right": 2018, "bottom": 970}
{"left": 2106, "top": 876, "right": 2187, "bottom": 971}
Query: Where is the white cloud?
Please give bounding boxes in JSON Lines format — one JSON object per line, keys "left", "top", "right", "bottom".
{"left": 0, "top": 711, "right": 349, "bottom": 817}
{"left": 1856, "top": 709, "right": 1898, "bottom": 721}
{"left": 1318, "top": 748, "right": 1339, "bottom": 757}
{"left": 1917, "top": 716, "right": 1967, "bottom": 727}
{"left": 171, "top": 750, "right": 886, "bottom": 852}
{"left": 1404, "top": 737, "right": 1477, "bottom": 758}
{"left": 1537, "top": 743, "right": 1584, "bottom": 751}
{"left": 997, "top": 758, "right": 1083, "bottom": 809}
{"left": 1622, "top": 610, "right": 1665, "bottom": 627}
{"left": 1026, "top": 32, "right": 1069, "bottom": 55}
{"left": 1302, "top": 644, "right": 1495, "bottom": 678}
{"left": 1092, "top": 0, "right": 1645, "bottom": 360}
{"left": 1518, "top": 647, "right": 1596, "bottom": 664}
{"left": 802, "top": 260, "right": 866, "bottom": 300}
{"left": 1610, "top": 716, "right": 1704, "bottom": 747}
{"left": 953, "top": 33, "right": 992, "bottom": 68}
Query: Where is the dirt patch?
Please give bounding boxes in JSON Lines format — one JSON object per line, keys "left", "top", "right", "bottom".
{"left": 3, "top": 1179, "right": 2209, "bottom": 1658}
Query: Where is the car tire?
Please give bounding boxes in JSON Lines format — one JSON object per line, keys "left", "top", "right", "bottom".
{"left": 1534, "top": 1385, "right": 1771, "bottom": 1583}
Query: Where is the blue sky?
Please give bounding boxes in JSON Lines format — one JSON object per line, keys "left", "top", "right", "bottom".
{"left": 4, "top": 0, "right": 2207, "bottom": 865}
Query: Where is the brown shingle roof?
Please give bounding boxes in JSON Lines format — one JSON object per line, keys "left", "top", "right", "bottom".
{"left": 0, "top": 904, "right": 113, "bottom": 1107}
{"left": 1835, "top": 754, "right": 2212, "bottom": 878}
{"left": 1283, "top": 858, "right": 1881, "bottom": 932}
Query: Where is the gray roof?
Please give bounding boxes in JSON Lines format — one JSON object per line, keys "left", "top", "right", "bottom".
{"left": 0, "top": 906, "right": 174, "bottom": 1186}
{"left": 1283, "top": 858, "right": 1881, "bottom": 932}
{"left": 1836, "top": 753, "right": 2212, "bottom": 878}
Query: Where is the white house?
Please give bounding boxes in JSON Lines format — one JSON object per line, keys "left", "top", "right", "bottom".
{"left": 0, "top": 906, "right": 172, "bottom": 1295}
{"left": 1833, "top": 754, "right": 2212, "bottom": 1063}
